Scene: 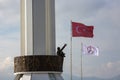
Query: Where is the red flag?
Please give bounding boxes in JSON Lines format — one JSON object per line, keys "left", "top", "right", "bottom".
{"left": 72, "top": 22, "right": 94, "bottom": 37}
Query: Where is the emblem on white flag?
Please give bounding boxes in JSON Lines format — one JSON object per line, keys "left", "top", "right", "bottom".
{"left": 82, "top": 44, "right": 99, "bottom": 56}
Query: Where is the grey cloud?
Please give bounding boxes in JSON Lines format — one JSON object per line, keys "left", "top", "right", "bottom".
{"left": 56, "top": 0, "right": 107, "bottom": 19}
{"left": 0, "top": 0, "right": 20, "bottom": 28}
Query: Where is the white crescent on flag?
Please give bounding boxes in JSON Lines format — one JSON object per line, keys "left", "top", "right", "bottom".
{"left": 76, "top": 26, "right": 81, "bottom": 34}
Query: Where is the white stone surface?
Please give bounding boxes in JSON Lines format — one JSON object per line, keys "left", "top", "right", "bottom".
{"left": 21, "top": 0, "right": 56, "bottom": 56}
{"left": 20, "top": 74, "right": 31, "bottom": 80}
{"left": 19, "top": 73, "right": 64, "bottom": 80}
{"left": 31, "top": 74, "right": 49, "bottom": 80}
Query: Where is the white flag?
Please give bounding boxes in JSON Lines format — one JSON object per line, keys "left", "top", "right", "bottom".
{"left": 82, "top": 44, "right": 99, "bottom": 56}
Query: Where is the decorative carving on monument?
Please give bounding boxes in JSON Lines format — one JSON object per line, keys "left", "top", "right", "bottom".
{"left": 14, "top": 55, "right": 64, "bottom": 73}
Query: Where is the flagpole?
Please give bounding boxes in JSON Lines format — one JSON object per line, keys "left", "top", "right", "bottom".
{"left": 81, "top": 42, "right": 83, "bottom": 80}
{"left": 70, "top": 37, "right": 72, "bottom": 80}
{"left": 71, "top": 21, "right": 94, "bottom": 80}
{"left": 70, "top": 21, "right": 73, "bottom": 80}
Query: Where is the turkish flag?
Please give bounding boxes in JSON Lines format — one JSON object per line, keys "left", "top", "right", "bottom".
{"left": 72, "top": 22, "right": 94, "bottom": 38}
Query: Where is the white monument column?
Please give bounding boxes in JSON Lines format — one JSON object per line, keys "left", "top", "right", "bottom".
{"left": 21, "top": 0, "right": 56, "bottom": 56}
{"left": 14, "top": 0, "right": 64, "bottom": 80}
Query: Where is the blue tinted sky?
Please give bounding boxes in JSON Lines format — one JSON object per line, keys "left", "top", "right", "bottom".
{"left": 0, "top": 0, "right": 120, "bottom": 80}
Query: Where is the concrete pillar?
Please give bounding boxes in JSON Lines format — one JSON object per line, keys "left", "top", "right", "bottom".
{"left": 21, "top": 0, "right": 56, "bottom": 56}
{"left": 15, "top": 0, "right": 64, "bottom": 80}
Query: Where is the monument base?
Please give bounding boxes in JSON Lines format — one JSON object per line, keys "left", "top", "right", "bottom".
{"left": 14, "top": 55, "right": 64, "bottom": 74}
{"left": 14, "top": 55, "right": 64, "bottom": 80}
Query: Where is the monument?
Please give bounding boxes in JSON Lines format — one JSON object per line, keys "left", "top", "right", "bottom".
{"left": 14, "top": 0, "right": 65, "bottom": 80}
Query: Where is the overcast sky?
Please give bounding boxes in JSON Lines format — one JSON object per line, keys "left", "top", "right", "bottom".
{"left": 0, "top": 0, "right": 120, "bottom": 80}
